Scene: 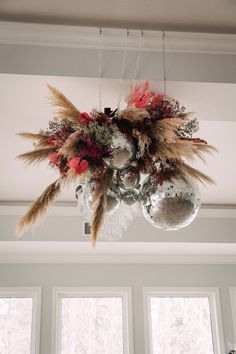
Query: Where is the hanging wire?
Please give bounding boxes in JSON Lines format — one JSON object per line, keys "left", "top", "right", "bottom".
{"left": 117, "top": 29, "right": 130, "bottom": 110}
{"left": 162, "top": 30, "right": 167, "bottom": 96}
{"left": 98, "top": 27, "right": 103, "bottom": 111}
{"left": 133, "top": 29, "right": 144, "bottom": 85}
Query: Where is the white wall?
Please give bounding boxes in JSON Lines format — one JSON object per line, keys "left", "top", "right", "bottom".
{"left": 0, "top": 263, "right": 235, "bottom": 354}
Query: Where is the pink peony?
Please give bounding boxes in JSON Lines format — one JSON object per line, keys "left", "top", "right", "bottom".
{"left": 68, "top": 157, "right": 89, "bottom": 174}
{"left": 79, "top": 112, "right": 93, "bottom": 126}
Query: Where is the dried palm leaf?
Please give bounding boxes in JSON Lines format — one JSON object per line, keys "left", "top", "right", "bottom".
{"left": 16, "top": 178, "right": 62, "bottom": 236}
{"left": 17, "top": 146, "right": 57, "bottom": 165}
{"left": 47, "top": 85, "right": 80, "bottom": 122}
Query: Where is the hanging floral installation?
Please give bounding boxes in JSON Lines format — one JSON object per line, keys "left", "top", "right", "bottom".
{"left": 16, "top": 81, "right": 215, "bottom": 245}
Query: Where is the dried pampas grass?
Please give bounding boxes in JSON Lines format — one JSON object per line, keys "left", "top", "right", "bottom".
{"left": 118, "top": 106, "right": 149, "bottom": 122}
{"left": 17, "top": 146, "right": 57, "bottom": 165}
{"left": 17, "top": 132, "right": 51, "bottom": 149}
{"left": 91, "top": 193, "right": 107, "bottom": 247}
{"left": 173, "top": 160, "right": 215, "bottom": 185}
{"left": 16, "top": 178, "right": 62, "bottom": 236}
{"left": 59, "top": 131, "right": 80, "bottom": 157}
{"left": 48, "top": 85, "right": 80, "bottom": 122}
{"left": 154, "top": 117, "right": 184, "bottom": 142}
{"left": 155, "top": 140, "right": 216, "bottom": 162}
{"left": 132, "top": 129, "right": 151, "bottom": 156}
{"left": 90, "top": 171, "right": 112, "bottom": 245}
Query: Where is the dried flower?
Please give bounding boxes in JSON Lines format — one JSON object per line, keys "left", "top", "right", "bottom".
{"left": 79, "top": 112, "right": 93, "bottom": 126}
{"left": 68, "top": 157, "right": 89, "bottom": 174}
{"left": 48, "top": 152, "right": 59, "bottom": 165}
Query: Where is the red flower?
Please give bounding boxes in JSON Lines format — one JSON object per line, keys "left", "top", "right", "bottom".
{"left": 68, "top": 157, "right": 89, "bottom": 174}
{"left": 79, "top": 112, "right": 93, "bottom": 126}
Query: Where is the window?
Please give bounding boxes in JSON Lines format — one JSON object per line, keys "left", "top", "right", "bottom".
{"left": 0, "top": 287, "right": 41, "bottom": 354}
{"left": 143, "top": 287, "right": 225, "bottom": 354}
{"left": 53, "top": 287, "right": 133, "bottom": 354}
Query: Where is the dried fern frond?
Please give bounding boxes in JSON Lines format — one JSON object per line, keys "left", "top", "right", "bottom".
{"left": 17, "top": 146, "right": 57, "bottom": 165}
{"left": 47, "top": 85, "right": 80, "bottom": 122}
{"left": 155, "top": 140, "right": 216, "bottom": 162}
{"left": 154, "top": 117, "right": 184, "bottom": 142}
{"left": 173, "top": 160, "right": 215, "bottom": 185}
{"left": 16, "top": 178, "right": 62, "bottom": 236}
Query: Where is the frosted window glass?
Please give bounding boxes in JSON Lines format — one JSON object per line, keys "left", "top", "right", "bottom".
{"left": 150, "top": 297, "right": 214, "bottom": 354}
{"left": 60, "top": 297, "right": 123, "bottom": 354}
{"left": 0, "top": 297, "right": 33, "bottom": 354}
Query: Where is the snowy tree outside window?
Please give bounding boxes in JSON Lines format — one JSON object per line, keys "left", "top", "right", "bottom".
{"left": 0, "top": 297, "right": 33, "bottom": 354}
{"left": 150, "top": 297, "right": 214, "bottom": 354}
{"left": 59, "top": 297, "right": 124, "bottom": 354}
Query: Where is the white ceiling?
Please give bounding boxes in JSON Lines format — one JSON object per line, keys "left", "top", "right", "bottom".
{"left": 0, "top": 0, "right": 236, "bottom": 34}
{"left": 0, "top": 74, "right": 235, "bottom": 204}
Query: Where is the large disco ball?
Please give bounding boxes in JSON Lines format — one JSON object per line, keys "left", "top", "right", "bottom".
{"left": 116, "top": 166, "right": 140, "bottom": 190}
{"left": 105, "top": 128, "right": 136, "bottom": 169}
{"left": 84, "top": 179, "right": 121, "bottom": 214}
{"left": 140, "top": 176, "right": 201, "bottom": 230}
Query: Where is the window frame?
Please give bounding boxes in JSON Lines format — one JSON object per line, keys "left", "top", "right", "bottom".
{"left": 230, "top": 287, "right": 236, "bottom": 341}
{"left": 52, "top": 287, "right": 133, "bottom": 354}
{"left": 0, "top": 286, "right": 42, "bottom": 354}
{"left": 143, "top": 287, "right": 225, "bottom": 354}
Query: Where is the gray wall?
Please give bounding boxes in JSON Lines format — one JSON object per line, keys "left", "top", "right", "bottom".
{"left": 0, "top": 263, "right": 236, "bottom": 354}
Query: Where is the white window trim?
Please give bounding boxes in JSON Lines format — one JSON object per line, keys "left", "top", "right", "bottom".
{"left": 143, "top": 287, "right": 225, "bottom": 354}
{"left": 0, "top": 287, "right": 42, "bottom": 354}
{"left": 52, "top": 287, "right": 133, "bottom": 354}
{"left": 230, "top": 287, "right": 236, "bottom": 341}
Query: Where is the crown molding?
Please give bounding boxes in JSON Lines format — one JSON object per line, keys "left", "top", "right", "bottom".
{"left": 0, "top": 241, "right": 236, "bottom": 264}
{"left": 0, "top": 21, "right": 236, "bottom": 55}
{"left": 1, "top": 253, "right": 236, "bottom": 264}
{"left": 0, "top": 201, "right": 236, "bottom": 218}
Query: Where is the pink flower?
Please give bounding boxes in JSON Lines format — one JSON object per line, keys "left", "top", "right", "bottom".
{"left": 79, "top": 112, "right": 93, "bottom": 126}
{"left": 68, "top": 157, "right": 89, "bottom": 174}
{"left": 128, "top": 81, "right": 165, "bottom": 110}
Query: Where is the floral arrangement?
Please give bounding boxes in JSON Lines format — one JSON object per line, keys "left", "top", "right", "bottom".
{"left": 17, "top": 82, "right": 215, "bottom": 244}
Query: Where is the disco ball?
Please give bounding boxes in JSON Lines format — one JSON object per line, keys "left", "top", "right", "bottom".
{"left": 140, "top": 176, "right": 201, "bottom": 230}
{"left": 105, "top": 128, "right": 136, "bottom": 169}
{"left": 84, "top": 179, "right": 121, "bottom": 214}
{"left": 122, "top": 189, "right": 139, "bottom": 206}
{"left": 116, "top": 166, "right": 140, "bottom": 190}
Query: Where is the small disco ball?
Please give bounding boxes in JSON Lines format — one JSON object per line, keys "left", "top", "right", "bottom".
{"left": 140, "top": 176, "right": 201, "bottom": 230}
{"left": 122, "top": 189, "right": 139, "bottom": 206}
{"left": 84, "top": 179, "right": 121, "bottom": 215}
{"left": 105, "top": 128, "right": 136, "bottom": 169}
{"left": 116, "top": 166, "right": 140, "bottom": 190}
